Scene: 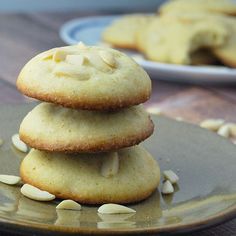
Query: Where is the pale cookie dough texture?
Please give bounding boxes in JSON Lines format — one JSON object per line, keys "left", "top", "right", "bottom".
{"left": 17, "top": 45, "right": 151, "bottom": 110}
{"left": 213, "top": 16, "right": 236, "bottom": 67}
{"left": 102, "top": 14, "right": 153, "bottom": 50}
{"left": 159, "top": 0, "right": 236, "bottom": 16}
{"left": 142, "top": 15, "right": 228, "bottom": 64}
{"left": 20, "top": 146, "right": 161, "bottom": 204}
{"left": 19, "top": 102, "right": 154, "bottom": 153}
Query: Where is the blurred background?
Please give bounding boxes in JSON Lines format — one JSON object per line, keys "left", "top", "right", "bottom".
{"left": 0, "top": 0, "right": 165, "bottom": 12}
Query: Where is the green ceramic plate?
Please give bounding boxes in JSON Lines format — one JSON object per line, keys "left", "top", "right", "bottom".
{"left": 0, "top": 104, "right": 235, "bottom": 235}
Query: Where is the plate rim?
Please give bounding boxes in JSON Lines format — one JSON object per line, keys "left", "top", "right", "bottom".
{"left": 59, "top": 14, "right": 236, "bottom": 84}
{"left": 0, "top": 197, "right": 235, "bottom": 235}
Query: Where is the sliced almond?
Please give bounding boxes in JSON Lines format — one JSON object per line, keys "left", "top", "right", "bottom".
{"left": 146, "top": 106, "right": 162, "bottom": 115}
{"left": 54, "top": 66, "right": 89, "bottom": 80}
{"left": 101, "top": 152, "right": 119, "bottom": 178}
{"left": 99, "top": 51, "right": 116, "bottom": 67}
{"left": 12, "top": 134, "right": 28, "bottom": 153}
{"left": 66, "top": 55, "right": 85, "bottom": 66}
{"left": 163, "top": 170, "right": 179, "bottom": 184}
{"left": 77, "top": 41, "right": 87, "bottom": 49}
{"left": 98, "top": 204, "right": 136, "bottom": 214}
{"left": 0, "top": 175, "right": 21, "bottom": 185}
{"left": 161, "top": 180, "right": 174, "bottom": 194}
{"left": 56, "top": 200, "right": 81, "bottom": 211}
{"left": 53, "top": 49, "right": 67, "bottom": 62}
{"left": 175, "top": 117, "right": 183, "bottom": 122}
{"left": 200, "top": 119, "right": 224, "bottom": 131}
{"left": 21, "top": 184, "right": 55, "bottom": 201}
{"left": 42, "top": 49, "right": 55, "bottom": 60}
{"left": 217, "top": 124, "right": 230, "bottom": 138}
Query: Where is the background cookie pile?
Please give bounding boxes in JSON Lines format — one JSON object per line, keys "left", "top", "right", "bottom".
{"left": 102, "top": 0, "right": 236, "bottom": 67}
{"left": 16, "top": 43, "right": 161, "bottom": 204}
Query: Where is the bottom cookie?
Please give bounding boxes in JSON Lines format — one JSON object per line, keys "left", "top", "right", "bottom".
{"left": 20, "top": 146, "right": 160, "bottom": 204}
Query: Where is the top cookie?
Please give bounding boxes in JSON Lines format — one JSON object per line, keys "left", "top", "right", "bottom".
{"left": 159, "top": 0, "right": 236, "bottom": 16}
{"left": 17, "top": 43, "right": 151, "bottom": 110}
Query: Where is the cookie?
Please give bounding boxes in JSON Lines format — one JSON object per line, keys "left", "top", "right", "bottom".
{"left": 190, "top": 49, "right": 220, "bottom": 65}
{"left": 143, "top": 15, "right": 228, "bottom": 64}
{"left": 136, "top": 24, "right": 148, "bottom": 53}
{"left": 20, "top": 146, "right": 161, "bottom": 204}
{"left": 213, "top": 16, "right": 236, "bottom": 67}
{"left": 102, "top": 14, "right": 153, "bottom": 50}
{"left": 159, "top": 0, "right": 236, "bottom": 16}
{"left": 16, "top": 44, "right": 151, "bottom": 110}
{"left": 19, "top": 102, "right": 154, "bottom": 153}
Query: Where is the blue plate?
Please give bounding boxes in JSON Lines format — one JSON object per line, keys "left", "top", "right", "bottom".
{"left": 60, "top": 15, "right": 118, "bottom": 45}
{"left": 60, "top": 15, "right": 236, "bottom": 84}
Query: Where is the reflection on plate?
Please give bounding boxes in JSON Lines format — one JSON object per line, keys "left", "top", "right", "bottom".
{"left": 0, "top": 104, "right": 235, "bottom": 235}
{"left": 60, "top": 15, "right": 236, "bottom": 84}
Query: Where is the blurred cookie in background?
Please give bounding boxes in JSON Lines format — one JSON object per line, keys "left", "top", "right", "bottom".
{"left": 213, "top": 16, "right": 236, "bottom": 67}
{"left": 102, "top": 0, "right": 236, "bottom": 68}
{"left": 141, "top": 15, "right": 228, "bottom": 64}
{"left": 102, "top": 14, "right": 154, "bottom": 50}
{"left": 190, "top": 49, "right": 222, "bottom": 66}
{"left": 158, "top": 0, "right": 236, "bottom": 16}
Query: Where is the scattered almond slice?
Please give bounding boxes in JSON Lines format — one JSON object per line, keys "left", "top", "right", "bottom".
{"left": 12, "top": 134, "right": 28, "bottom": 153}
{"left": 217, "top": 124, "right": 230, "bottom": 138}
{"left": 56, "top": 200, "right": 81, "bottom": 211}
{"left": 175, "top": 117, "right": 184, "bottom": 122}
{"left": 163, "top": 170, "right": 179, "bottom": 184}
{"left": 161, "top": 180, "right": 174, "bottom": 194}
{"left": 53, "top": 49, "right": 67, "bottom": 62}
{"left": 66, "top": 55, "right": 85, "bottom": 66}
{"left": 99, "top": 51, "right": 116, "bottom": 67}
{"left": 0, "top": 175, "right": 21, "bottom": 185}
{"left": 21, "top": 184, "right": 55, "bottom": 201}
{"left": 77, "top": 41, "right": 87, "bottom": 49}
{"left": 98, "top": 204, "right": 136, "bottom": 214}
{"left": 101, "top": 152, "right": 119, "bottom": 178}
{"left": 146, "top": 106, "right": 162, "bottom": 115}
{"left": 200, "top": 119, "right": 224, "bottom": 131}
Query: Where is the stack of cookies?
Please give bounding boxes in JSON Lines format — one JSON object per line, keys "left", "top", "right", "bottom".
{"left": 16, "top": 43, "right": 160, "bottom": 204}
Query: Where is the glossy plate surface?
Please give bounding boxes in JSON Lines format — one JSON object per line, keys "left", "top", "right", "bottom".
{"left": 60, "top": 15, "right": 236, "bottom": 84}
{"left": 0, "top": 104, "right": 236, "bottom": 235}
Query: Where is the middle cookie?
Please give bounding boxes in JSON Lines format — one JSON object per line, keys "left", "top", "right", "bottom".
{"left": 19, "top": 103, "right": 154, "bottom": 153}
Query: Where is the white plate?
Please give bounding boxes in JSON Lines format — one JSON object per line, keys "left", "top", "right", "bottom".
{"left": 60, "top": 15, "right": 236, "bottom": 84}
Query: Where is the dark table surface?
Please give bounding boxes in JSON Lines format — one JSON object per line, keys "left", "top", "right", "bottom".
{"left": 0, "top": 11, "right": 235, "bottom": 236}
